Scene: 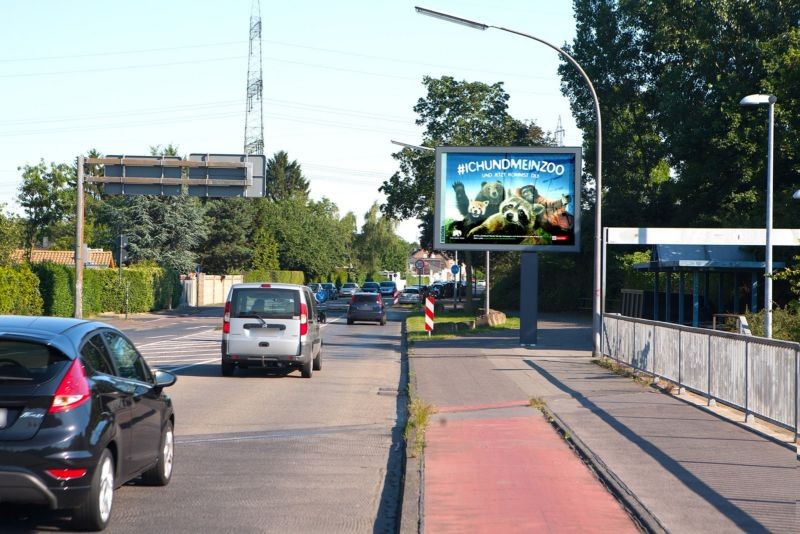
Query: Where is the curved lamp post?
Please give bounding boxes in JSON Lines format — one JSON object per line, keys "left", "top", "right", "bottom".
{"left": 740, "top": 94, "right": 776, "bottom": 338}
{"left": 415, "top": 6, "right": 604, "bottom": 355}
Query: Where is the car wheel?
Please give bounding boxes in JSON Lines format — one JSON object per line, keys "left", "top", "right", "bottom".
{"left": 72, "top": 448, "right": 114, "bottom": 531}
{"left": 347, "top": 318, "right": 353, "bottom": 325}
{"left": 221, "top": 361, "right": 235, "bottom": 377}
{"left": 380, "top": 317, "right": 387, "bottom": 326}
{"left": 141, "top": 420, "right": 174, "bottom": 486}
{"left": 301, "top": 357, "right": 313, "bottom": 378}
{"left": 313, "top": 346, "right": 322, "bottom": 371}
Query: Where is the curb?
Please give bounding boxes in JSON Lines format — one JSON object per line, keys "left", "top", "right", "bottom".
{"left": 539, "top": 406, "right": 668, "bottom": 534}
{"left": 398, "top": 320, "right": 423, "bottom": 534}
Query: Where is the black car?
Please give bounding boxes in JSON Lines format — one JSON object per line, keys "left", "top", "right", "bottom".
{"left": 0, "top": 316, "right": 177, "bottom": 531}
{"left": 346, "top": 293, "right": 387, "bottom": 325}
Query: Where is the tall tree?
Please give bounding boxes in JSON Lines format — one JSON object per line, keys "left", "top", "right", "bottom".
{"left": 560, "top": 0, "right": 799, "bottom": 229}
{"left": 264, "top": 150, "right": 310, "bottom": 202}
{"left": 0, "top": 207, "right": 23, "bottom": 265}
{"left": 17, "top": 160, "right": 76, "bottom": 253}
{"left": 197, "top": 198, "right": 255, "bottom": 273}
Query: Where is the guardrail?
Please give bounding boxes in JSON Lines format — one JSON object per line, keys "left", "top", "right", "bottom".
{"left": 602, "top": 314, "right": 799, "bottom": 440}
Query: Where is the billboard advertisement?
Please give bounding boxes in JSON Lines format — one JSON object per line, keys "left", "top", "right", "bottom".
{"left": 434, "top": 146, "right": 581, "bottom": 252}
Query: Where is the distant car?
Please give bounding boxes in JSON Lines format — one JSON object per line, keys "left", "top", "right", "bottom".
{"left": 399, "top": 287, "right": 421, "bottom": 304}
{"left": 339, "top": 282, "right": 360, "bottom": 297}
{"left": 347, "top": 292, "right": 387, "bottom": 325}
{"left": 379, "top": 281, "right": 397, "bottom": 297}
{"left": 321, "top": 283, "right": 338, "bottom": 300}
{"left": 222, "top": 283, "right": 324, "bottom": 378}
{"left": 0, "top": 316, "right": 177, "bottom": 531}
{"left": 361, "top": 282, "right": 381, "bottom": 293}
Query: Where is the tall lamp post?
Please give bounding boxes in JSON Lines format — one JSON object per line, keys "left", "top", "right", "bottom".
{"left": 414, "top": 6, "right": 604, "bottom": 355}
{"left": 740, "top": 94, "right": 777, "bottom": 338}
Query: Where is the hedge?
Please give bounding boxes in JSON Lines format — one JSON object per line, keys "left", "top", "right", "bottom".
{"left": 0, "top": 264, "right": 43, "bottom": 315}
{"left": 31, "top": 263, "right": 181, "bottom": 317}
{"left": 244, "top": 270, "right": 305, "bottom": 285}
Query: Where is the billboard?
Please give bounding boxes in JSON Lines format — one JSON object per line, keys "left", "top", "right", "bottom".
{"left": 434, "top": 146, "right": 581, "bottom": 252}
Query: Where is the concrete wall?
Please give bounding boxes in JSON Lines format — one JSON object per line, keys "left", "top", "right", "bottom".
{"left": 181, "top": 274, "right": 244, "bottom": 306}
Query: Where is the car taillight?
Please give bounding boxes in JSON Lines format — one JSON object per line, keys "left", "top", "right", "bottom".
{"left": 350, "top": 295, "right": 356, "bottom": 305}
{"left": 49, "top": 359, "right": 90, "bottom": 413}
{"left": 223, "top": 301, "right": 231, "bottom": 334}
{"left": 46, "top": 468, "right": 87, "bottom": 480}
{"left": 300, "top": 303, "right": 308, "bottom": 336}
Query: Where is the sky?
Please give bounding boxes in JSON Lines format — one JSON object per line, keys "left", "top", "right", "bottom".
{"left": 0, "top": 0, "right": 580, "bottom": 244}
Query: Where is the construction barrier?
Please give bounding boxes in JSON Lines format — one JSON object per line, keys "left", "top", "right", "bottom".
{"left": 425, "top": 297, "right": 435, "bottom": 333}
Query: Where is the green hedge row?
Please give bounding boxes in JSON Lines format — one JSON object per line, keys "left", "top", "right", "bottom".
{"left": 0, "top": 264, "right": 44, "bottom": 315}
{"left": 32, "top": 263, "right": 181, "bottom": 317}
{"left": 244, "top": 270, "right": 305, "bottom": 285}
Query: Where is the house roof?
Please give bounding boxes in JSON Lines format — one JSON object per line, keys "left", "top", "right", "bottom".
{"left": 11, "top": 249, "right": 116, "bottom": 268}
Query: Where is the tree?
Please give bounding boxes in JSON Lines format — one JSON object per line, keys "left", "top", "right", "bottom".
{"left": 198, "top": 198, "right": 256, "bottom": 273}
{"left": 560, "top": 0, "right": 799, "bottom": 230}
{"left": 353, "top": 203, "right": 410, "bottom": 274}
{"left": 17, "top": 160, "right": 76, "bottom": 253}
{"left": 0, "top": 207, "right": 23, "bottom": 265}
{"left": 264, "top": 150, "right": 310, "bottom": 202}
{"left": 94, "top": 145, "right": 208, "bottom": 273}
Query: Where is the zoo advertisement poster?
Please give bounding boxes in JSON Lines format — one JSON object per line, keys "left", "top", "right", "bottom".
{"left": 434, "top": 146, "right": 581, "bottom": 252}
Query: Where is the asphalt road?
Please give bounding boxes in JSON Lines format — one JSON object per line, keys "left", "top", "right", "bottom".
{"left": 1, "top": 304, "right": 408, "bottom": 533}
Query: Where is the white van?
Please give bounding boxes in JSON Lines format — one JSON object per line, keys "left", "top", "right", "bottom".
{"left": 221, "top": 283, "right": 323, "bottom": 378}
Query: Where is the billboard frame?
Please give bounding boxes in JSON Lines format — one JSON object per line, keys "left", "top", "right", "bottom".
{"left": 433, "top": 146, "right": 582, "bottom": 252}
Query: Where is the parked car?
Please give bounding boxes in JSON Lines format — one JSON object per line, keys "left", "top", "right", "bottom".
{"left": 347, "top": 292, "right": 387, "bottom": 325}
{"left": 222, "top": 283, "right": 324, "bottom": 378}
{"left": 339, "top": 282, "right": 360, "bottom": 297}
{"left": 361, "top": 282, "right": 381, "bottom": 293}
{"left": 0, "top": 315, "right": 177, "bottom": 531}
{"left": 321, "top": 283, "right": 338, "bottom": 300}
{"left": 379, "top": 281, "right": 397, "bottom": 297}
{"left": 399, "top": 287, "right": 422, "bottom": 304}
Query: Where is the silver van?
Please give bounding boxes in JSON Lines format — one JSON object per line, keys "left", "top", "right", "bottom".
{"left": 221, "top": 283, "right": 323, "bottom": 378}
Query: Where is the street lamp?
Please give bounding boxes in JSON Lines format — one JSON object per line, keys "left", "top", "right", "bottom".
{"left": 391, "top": 139, "right": 433, "bottom": 153}
{"left": 740, "top": 94, "right": 776, "bottom": 338}
{"left": 414, "top": 6, "right": 604, "bottom": 355}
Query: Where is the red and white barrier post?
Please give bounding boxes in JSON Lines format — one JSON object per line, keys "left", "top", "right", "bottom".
{"left": 393, "top": 289, "right": 399, "bottom": 306}
{"left": 425, "top": 296, "right": 435, "bottom": 336}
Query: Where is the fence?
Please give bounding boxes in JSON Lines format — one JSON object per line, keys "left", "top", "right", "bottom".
{"left": 602, "top": 313, "right": 799, "bottom": 440}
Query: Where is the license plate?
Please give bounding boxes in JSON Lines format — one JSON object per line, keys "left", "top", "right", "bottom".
{"left": 0, "top": 408, "right": 7, "bottom": 429}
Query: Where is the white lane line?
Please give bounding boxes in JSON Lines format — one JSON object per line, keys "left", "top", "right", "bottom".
{"left": 158, "top": 357, "right": 219, "bottom": 373}
{"left": 137, "top": 328, "right": 216, "bottom": 348}
{"left": 141, "top": 334, "right": 173, "bottom": 339}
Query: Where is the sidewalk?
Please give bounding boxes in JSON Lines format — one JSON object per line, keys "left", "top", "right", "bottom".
{"left": 402, "top": 314, "right": 797, "bottom": 533}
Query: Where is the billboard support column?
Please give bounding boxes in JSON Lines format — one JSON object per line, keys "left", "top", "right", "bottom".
{"left": 485, "top": 251, "right": 490, "bottom": 313}
{"left": 74, "top": 156, "right": 85, "bottom": 319}
{"left": 520, "top": 252, "right": 539, "bottom": 346}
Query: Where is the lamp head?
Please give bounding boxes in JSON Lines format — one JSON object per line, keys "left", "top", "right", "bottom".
{"left": 794, "top": 189, "right": 800, "bottom": 200}
{"left": 415, "top": 6, "right": 488, "bottom": 30}
{"left": 740, "top": 94, "right": 777, "bottom": 106}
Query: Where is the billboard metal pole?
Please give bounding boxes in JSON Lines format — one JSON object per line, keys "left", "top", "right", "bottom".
{"left": 415, "top": 5, "right": 604, "bottom": 355}
{"left": 485, "top": 251, "right": 490, "bottom": 314}
{"left": 75, "top": 156, "right": 85, "bottom": 319}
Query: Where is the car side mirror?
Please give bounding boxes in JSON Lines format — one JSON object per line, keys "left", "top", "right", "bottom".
{"left": 153, "top": 369, "right": 177, "bottom": 388}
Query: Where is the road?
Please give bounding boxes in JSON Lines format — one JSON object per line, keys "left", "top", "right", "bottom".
{"left": 1, "top": 303, "right": 408, "bottom": 533}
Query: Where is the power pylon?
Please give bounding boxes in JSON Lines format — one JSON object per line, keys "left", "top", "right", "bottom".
{"left": 244, "top": 0, "right": 264, "bottom": 155}
{"left": 554, "top": 115, "right": 565, "bottom": 146}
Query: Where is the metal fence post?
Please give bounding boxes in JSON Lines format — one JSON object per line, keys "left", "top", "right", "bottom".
{"left": 795, "top": 348, "right": 798, "bottom": 443}
{"left": 707, "top": 333, "right": 715, "bottom": 406}
{"left": 744, "top": 339, "right": 753, "bottom": 423}
{"left": 678, "top": 329, "right": 685, "bottom": 395}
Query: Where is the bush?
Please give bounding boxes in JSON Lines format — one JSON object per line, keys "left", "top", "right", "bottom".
{"left": 0, "top": 264, "right": 43, "bottom": 315}
{"left": 33, "top": 263, "right": 182, "bottom": 317}
{"left": 745, "top": 302, "right": 800, "bottom": 343}
{"left": 244, "top": 270, "right": 305, "bottom": 285}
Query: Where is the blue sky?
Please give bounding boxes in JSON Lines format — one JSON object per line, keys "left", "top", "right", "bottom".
{"left": 0, "top": 0, "right": 579, "bottom": 242}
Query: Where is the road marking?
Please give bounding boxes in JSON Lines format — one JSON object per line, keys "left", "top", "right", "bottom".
{"left": 161, "top": 357, "right": 219, "bottom": 373}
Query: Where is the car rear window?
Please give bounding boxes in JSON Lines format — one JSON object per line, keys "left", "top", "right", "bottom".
{"left": 0, "top": 340, "right": 69, "bottom": 385}
{"left": 231, "top": 288, "right": 301, "bottom": 319}
{"left": 404, "top": 288, "right": 419, "bottom": 294}
{"left": 343, "top": 283, "right": 357, "bottom": 288}
{"left": 352, "top": 294, "right": 381, "bottom": 304}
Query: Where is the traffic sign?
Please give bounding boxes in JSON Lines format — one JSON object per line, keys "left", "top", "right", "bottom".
{"left": 450, "top": 264, "right": 459, "bottom": 275}
{"left": 188, "top": 153, "right": 266, "bottom": 198}
{"left": 415, "top": 259, "right": 424, "bottom": 269}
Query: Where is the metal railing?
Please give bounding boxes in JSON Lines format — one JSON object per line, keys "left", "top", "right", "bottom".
{"left": 602, "top": 314, "right": 799, "bottom": 440}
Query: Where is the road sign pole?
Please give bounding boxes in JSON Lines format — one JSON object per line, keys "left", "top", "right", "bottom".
{"left": 74, "top": 156, "right": 85, "bottom": 319}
